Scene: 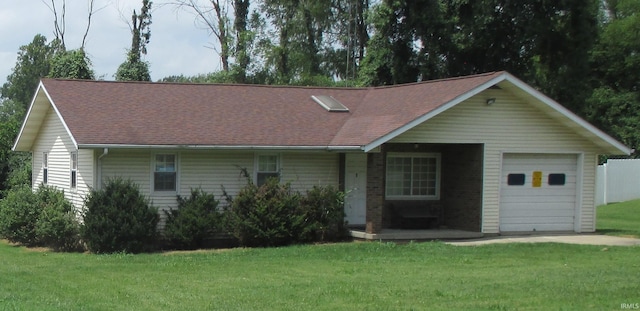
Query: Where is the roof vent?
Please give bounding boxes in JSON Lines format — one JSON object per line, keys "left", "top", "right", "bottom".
{"left": 311, "top": 95, "right": 349, "bottom": 112}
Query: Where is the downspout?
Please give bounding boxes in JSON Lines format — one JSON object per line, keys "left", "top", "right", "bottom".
{"left": 97, "top": 148, "right": 109, "bottom": 190}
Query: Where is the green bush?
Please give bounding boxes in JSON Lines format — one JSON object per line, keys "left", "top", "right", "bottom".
{"left": 164, "top": 188, "right": 221, "bottom": 250}
{"left": 34, "top": 186, "right": 81, "bottom": 252}
{"left": 299, "top": 185, "right": 347, "bottom": 242}
{"left": 0, "top": 185, "right": 40, "bottom": 245}
{"left": 81, "top": 178, "right": 159, "bottom": 253}
{"left": 224, "top": 178, "right": 305, "bottom": 247}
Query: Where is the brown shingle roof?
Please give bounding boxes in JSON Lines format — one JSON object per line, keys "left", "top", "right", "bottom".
{"left": 40, "top": 71, "right": 504, "bottom": 148}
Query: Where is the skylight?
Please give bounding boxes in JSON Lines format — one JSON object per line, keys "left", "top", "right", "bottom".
{"left": 311, "top": 95, "right": 349, "bottom": 112}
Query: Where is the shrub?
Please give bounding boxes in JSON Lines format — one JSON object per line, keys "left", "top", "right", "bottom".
{"left": 34, "top": 186, "right": 81, "bottom": 252}
{"left": 164, "top": 188, "right": 221, "bottom": 249}
{"left": 0, "top": 185, "right": 40, "bottom": 245}
{"left": 224, "top": 178, "right": 305, "bottom": 247}
{"left": 81, "top": 178, "right": 159, "bottom": 253}
{"left": 299, "top": 185, "right": 347, "bottom": 242}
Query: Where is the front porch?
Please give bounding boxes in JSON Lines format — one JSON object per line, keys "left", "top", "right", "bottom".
{"left": 349, "top": 228, "right": 484, "bottom": 241}
{"left": 363, "top": 143, "right": 484, "bottom": 236}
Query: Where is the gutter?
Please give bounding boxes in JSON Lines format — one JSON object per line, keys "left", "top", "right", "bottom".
{"left": 78, "top": 144, "right": 365, "bottom": 152}
{"left": 96, "top": 148, "right": 108, "bottom": 189}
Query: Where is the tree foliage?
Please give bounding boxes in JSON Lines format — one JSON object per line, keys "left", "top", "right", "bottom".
{"left": 586, "top": 0, "right": 640, "bottom": 154}
{"left": 81, "top": 178, "right": 159, "bottom": 254}
{"left": 1, "top": 34, "right": 54, "bottom": 111}
{"left": 0, "top": 35, "right": 55, "bottom": 195}
{"left": 115, "top": 0, "right": 152, "bottom": 81}
{"left": 163, "top": 188, "right": 221, "bottom": 249}
{"left": 49, "top": 49, "right": 95, "bottom": 80}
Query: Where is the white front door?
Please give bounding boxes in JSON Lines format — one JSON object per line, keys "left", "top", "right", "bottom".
{"left": 344, "top": 153, "right": 367, "bottom": 226}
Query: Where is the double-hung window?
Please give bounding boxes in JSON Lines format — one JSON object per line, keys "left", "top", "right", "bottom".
{"left": 256, "top": 154, "right": 279, "bottom": 186}
{"left": 43, "top": 152, "right": 48, "bottom": 184}
{"left": 385, "top": 152, "right": 440, "bottom": 200}
{"left": 154, "top": 154, "right": 176, "bottom": 191}
{"left": 70, "top": 152, "right": 77, "bottom": 189}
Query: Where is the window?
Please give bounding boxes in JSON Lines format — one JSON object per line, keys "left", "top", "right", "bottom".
{"left": 154, "top": 154, "right": 176, "bottom": 191}
{"left": 70, "top": 152, "right": 77, "bottom": 189}
{"left": 548, "top": 173, "right": 566, "bottom": 186}
{"left": 507, "top": 173, "right": 526, "bottom": 186}
{"left": 43, "top": 152, "right": 48, "bottom": 184}
{"left": 385, "top": 153, "right": 440, "bottom": 199}
{"left": 256, "top": 154, "right": 279, "bottom": 186}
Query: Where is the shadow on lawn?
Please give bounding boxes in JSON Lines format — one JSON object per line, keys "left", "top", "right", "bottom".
{"left": 596, "top": 228, "right": 640, "bottom": 238}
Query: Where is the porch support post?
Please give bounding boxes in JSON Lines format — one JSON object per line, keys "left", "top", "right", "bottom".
{"left": 366, "top": 152, "right": 384, "bottom": 234}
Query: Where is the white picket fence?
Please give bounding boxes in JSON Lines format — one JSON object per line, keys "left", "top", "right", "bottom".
{"left": 596, "top": 159, "right": 640, "bottom": 205}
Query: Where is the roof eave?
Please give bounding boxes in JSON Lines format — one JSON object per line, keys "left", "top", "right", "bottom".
{"left": 363, "top": 72, "right": 632, "bottom": 156}
{"left": 502, "top": 73, "right": 632, "bottom": 156}
{"left": 13, "top": 81, "right": 79, "bottom": 152}
{"left": 78, "top": 144, "right": 364, "bottom": 152}
{"left": 363, "top": 72, "right": 508, "bottom": 152}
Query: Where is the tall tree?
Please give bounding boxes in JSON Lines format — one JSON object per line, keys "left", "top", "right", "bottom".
{"left": 43, "top": 0, "right": 97, "bottom": 50}
{"left": 43, "top": 0, "right": 98, "bottom": 80}
{"left": 49, "top": 49, "right": 95, "bottom": 79}
{"left": 358, "top": 0, "right": 420, "bottom": 86}
{"left": 116, "top": 0, "right": 153, "bottom": 81}
{"left": 1, "top": 35, "right": 54, "bottom": 111}
{"left": 173, "top": 0, "right": 233, "bottom": 72}
{"left": 232, "top": 0, "right": 251, "bottom": 82}
{"left": 261, "top": 0, "right": 353, "bottom": 84}
{"left": 0, "top": 35, "right": 55, "bottom": 195}
{"left": 586, "top": 0, "right": 640, "bottom": 153}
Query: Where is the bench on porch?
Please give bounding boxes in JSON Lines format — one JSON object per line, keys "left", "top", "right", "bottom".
{"left": 390, "top": 205, "right": 440, "bottom": 229}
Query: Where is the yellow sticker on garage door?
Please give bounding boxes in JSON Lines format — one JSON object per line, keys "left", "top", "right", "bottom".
{"left": 532, "top": 171, "right": 542, "bottom": 187}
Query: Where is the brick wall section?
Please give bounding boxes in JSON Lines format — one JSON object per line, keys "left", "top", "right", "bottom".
{"left": 366, "top": 152, "right": 385, "bottom": 233}
{"left": 441, "top": 144, "right": 483, "bottom": 231}
{"left": 365, "top": 143, "right": 483, "bottom": 232}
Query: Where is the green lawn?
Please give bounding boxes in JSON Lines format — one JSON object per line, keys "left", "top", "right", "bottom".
{"left": 1, "top": 239, "right": 639, "bottom": 310}
{"left": 1, "top": 199, "right": 638, "bottom": 310}
{"left": 597, "top": 199, "right": 640, "bottom": 238}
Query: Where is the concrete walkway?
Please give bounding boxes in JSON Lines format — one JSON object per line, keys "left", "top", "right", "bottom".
{"left": 447, "top": 234, "right": 640, "bottom": 246}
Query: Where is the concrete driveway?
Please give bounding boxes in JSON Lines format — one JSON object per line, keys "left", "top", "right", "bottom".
{"left": 446, "top": 234, "right": 640, "bottom": 246}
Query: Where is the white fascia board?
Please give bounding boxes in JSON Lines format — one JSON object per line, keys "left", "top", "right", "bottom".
{"left": 78, "top": 144, "right": 363, "bottom": 152}
{"left": 362, "top": 72, "right": 631, "bottom": 155}
{"left": 503, "top": 73, "right": 632, "bottom": 155}
{"left": 363, "top": 73, "right": 509, "bottom": 152}
{"left": 45, "top": 84, "right": 79, "bottom": 151}
{"left": 12, "top": 82, "right": 44, "bottom": 151}
{"left": 13, "top": 82, "right": 79, "bottom": 151}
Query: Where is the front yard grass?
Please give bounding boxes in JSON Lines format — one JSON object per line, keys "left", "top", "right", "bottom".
{"left": 597, "top": 199, "right": 640, "bottom": 238}
{"left": 1, "top": 239, "right": 639, "bottom": 310}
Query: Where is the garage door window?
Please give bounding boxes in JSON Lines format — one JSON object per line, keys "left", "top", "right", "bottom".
{"left": 548, "top": 173, "right": 566, "bottom": 186}
{"left": 507, "top": 173, "right": 526, "bottom": 186}
{"left": 386, "top": 152, "right": 440, "bottom": 199}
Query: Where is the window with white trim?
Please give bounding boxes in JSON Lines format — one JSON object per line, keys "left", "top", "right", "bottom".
{"left": 43, "top": 152, "right": 48, "bottom": 184}
{"left": 70, "top": 152, "right": 77, "bottom": 189}
{"left": 385, "top": 153, "right": 440, "bottom": 199}
{"left": 256, "top": 154, "right": 279, "bottom": 186}
{"left": 154, "top": 154, "right": 176, "bottom": 191}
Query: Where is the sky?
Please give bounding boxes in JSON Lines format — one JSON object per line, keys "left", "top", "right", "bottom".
{"left": 0, "top": 0, "right": 221, "bottom": 88}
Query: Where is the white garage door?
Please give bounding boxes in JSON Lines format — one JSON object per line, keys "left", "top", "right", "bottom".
{"left": 500, "top": 153, "right": 578, "bottom": 232}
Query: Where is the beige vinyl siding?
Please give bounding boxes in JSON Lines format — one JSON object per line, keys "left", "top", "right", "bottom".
{"left": 281, "top": 152, "right": 340, "bottom": 191}
{"left": 100, "top": 148, "right": 160, "bottom": 202}
{"left": 70, "top": 149, "right": 94, "bottom": 210}
{"left": 30, "top": 106, "right": 91, "bottom": 211}
{"left": 391, "top": 89, "right": 603, "bottom": 233}
{"left": 180, "top": 151, "right": 253, "bottom": 199}
{"left": 101, "top": 150, "right": 340, "bottom": 213}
